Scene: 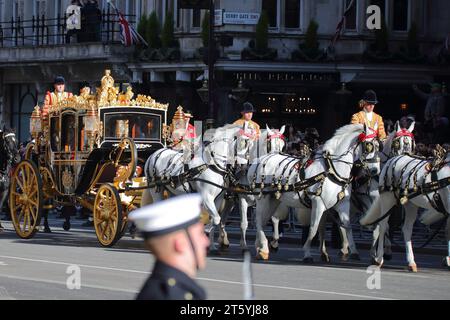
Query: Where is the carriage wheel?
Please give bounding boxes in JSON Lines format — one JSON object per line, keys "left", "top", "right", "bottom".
{"left": 94, "top": 183, "right": 123, "bottom": 247}
{"left": 9, "top": 160, "right": 43, "bottom": 239}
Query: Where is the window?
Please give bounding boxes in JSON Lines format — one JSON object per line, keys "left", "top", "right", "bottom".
{"left": 393, "top": 0, "right": 409, "bottom": 31}
{"left": 371, "top": 0, "right": 386, "bottom": 18}
{"left": 192, "top": 8, "right": 201, "bottom": 28}
{"left": 13, "top": 0, "right": 24, "bottom": 19}
{"left": 36, "top": 0, "right": 46, "bottom": 17}
{"left": 344, "top": 0, "right": 357, "bottom": 31}
{"left": 285, "top": 0, "right": 300, "bottom": 29}
{"left": 176, "top": 7, "right": 181, "bottom": 29}
{"left": 262, "top": 0, "right": 278, "bottom": 28}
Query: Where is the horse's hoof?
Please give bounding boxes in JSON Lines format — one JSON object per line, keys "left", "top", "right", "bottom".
{"left": 219, "top": 243, "right": 230, "bottom": 251}
{"left": 370, "top": 258, "right": 383, "bottom": 268}
{"left": 0, "top": 227, "right": 4, "bottom": 233}
{"left": 63, "top": 222, "right": 71, "bottom": 231}
{"left": 443, "top": 257, "right": 450, "bottom": 269}
{"left": 303, "top": 257, "right": 314, "bottom": 264}
{"left": 383, "top": 254, "right": 392, "bottom": 261}
{"left": 338, "top": 251, "right": 349, "bottom": 262}
{"left": 350, "top": 253, "right": 361, "bottom": 261}
{"left": 408, "top": 264, "right": 418, "bottom": 273}
{"left": 256, "top": 251, "right": 269, "bottom": 261}
{"left": 321, "top": 254, "right": 331, "bottom": 263}
{"left": 269, "top": 244, "right": 279, "bottom": 253}
{"left": 44, "top": 227, "right": 52, "bottom": 233}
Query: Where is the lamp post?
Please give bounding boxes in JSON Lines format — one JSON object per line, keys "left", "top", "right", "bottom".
{"left": 197, "top": 79, "right": 209, "bottom": 105}
{"left": 229, "top": 79, "right": 250, "bottom": 104}
{"left": 180, "top": 0, "right": 216, "bottom": 129}
{"left": 206, "top": 0, "right": 215, "bottom": 129}
{"left": 334, "top": 81, "right": 353, "bottom": 135}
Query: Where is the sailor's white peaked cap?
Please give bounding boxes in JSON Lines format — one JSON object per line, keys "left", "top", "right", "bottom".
{"left": 129, "top": 194, "right": 202, "bottom": 238}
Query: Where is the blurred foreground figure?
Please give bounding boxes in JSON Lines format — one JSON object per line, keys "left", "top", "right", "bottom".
{"left": 129, "top": 194, "right": 209, "bottom": 300}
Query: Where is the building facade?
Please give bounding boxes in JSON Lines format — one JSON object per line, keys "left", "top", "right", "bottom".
{"left": 1, "top": 0, "right": 449, "bottom": 141}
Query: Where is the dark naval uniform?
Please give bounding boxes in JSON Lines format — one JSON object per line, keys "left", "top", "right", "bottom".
{"left": 136, "top": 261, "right": 206, "bottom": 300}
{"left": 129, "top": 194, "right": 208, "bottom": 301}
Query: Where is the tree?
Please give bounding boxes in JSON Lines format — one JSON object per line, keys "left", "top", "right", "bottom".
{"left": 255, "top": 11, "right": 269, "bottom": 52}
{"left": 304, "top": 20, "right": 319, "bottom": 52}
{"left": 146, "top": 11, "right": 161, "bottom": 49}
{"left": 137, "top": 14, "right": 148, "bottom": 42}
{"left": 292, "top": 20, "right": 323, "bottom": 61}
{"left": 161, "top": 11, "right": 178, "bottom": 48}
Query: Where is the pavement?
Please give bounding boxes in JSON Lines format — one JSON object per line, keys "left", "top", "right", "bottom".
{"left": 0, "top": 215, "right": 450, "bottom": 300}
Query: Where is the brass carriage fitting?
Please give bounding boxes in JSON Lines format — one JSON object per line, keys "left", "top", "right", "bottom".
{"left": 30, "top": 106, "right": 42, "bottom": 139}
{"left": 251, "top": 182, "right": 256, "bottom": 190}
{"left": 277, "top": 182, "right": 282, "bottom": 191}
{"left": 315, "top": 188, "right": 322, "bottom": 196}
{"left": 260, "top": 182, "right": 265, "bottom": 189}
{"left": 338, "top": 191, "right": 345, "bottom": 201}
{"left": 275, "top": 191, "right": 281, "bottom": 200}
{"left": 400, "top": 197, "right": 409, "bottom": 205}
{"left": 284, "top": 183, "right": 290, "bottom": 191}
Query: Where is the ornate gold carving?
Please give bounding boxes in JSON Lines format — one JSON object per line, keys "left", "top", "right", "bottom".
{"left": 37, "top": 70, "right": 168, "bottom": 154}
{"left": 62, "top": 167, "right": 74, "bottom": 190}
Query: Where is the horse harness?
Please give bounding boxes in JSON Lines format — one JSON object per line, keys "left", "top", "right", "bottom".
{"left": 378, "top": 153, "right": 450, "bottom": 218}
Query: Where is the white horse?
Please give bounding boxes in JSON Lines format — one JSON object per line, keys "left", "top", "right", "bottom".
{"left": 360, "top": 150, "right": 450, "bottom": 272}
{"left": 250, "top": 124, "right": 381, "bottom": 261}
{"left": 216, "top": 125, "right": 287, "bottom": 251}
{"left": 141, "top": 124, "right": 254, "bottom": 252}
{"left": 350, "top": 121, "right": 416, "bottom": 260}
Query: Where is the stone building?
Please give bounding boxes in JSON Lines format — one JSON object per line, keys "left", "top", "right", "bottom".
{"left": 0, "top": 0, "right": 449, "bottom": 141}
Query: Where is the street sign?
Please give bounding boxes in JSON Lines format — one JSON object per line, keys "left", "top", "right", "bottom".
{"left": 178, "top": 0, "right": 210, "bottom": 9}
{"left": 223, "top": 12, "right": 260, "bottom": 25}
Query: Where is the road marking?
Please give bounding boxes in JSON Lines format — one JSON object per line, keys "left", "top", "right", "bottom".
{"left": 196, "top": 277, "right": 394, "bottom": 300}
{"left": 210, "top": 257, "right": 434, "bottom": 279}
{"left": 0, "top": 262, "right": 8, "bottom": 266}
{"left": 0, "top": 255, "right": 150, "bottom": 274}
{"left": 0, "top": 255, "right": 393, "bottom": 300}
{"left": 0, "top": 274, "right": 139, "bottom": 294}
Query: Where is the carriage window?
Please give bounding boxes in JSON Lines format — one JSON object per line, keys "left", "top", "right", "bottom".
{"left": 50, "top": 117, "right": 60, "bottom": 152}
{"left": 61, "top": 114, "right": 76, "bottom": 152}
{"left": 104, "top": 114, "right": 161, "bottom": 140}
{"left": 79, "top": 116, "right": 88, "bottom": 151}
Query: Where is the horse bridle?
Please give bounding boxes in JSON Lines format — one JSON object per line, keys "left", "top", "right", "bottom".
{"left": 267, "top": 131, "right": 285, "bottom": 154}
{"left": 391, "top": 129, "right": 415, "bottom": 156}
{"left": 0, "top": 132, "right": 18, "bottom": 172}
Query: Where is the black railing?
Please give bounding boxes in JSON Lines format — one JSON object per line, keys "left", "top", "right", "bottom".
{"left": 0, "top": 8, "right": 135, "bottom": 47}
